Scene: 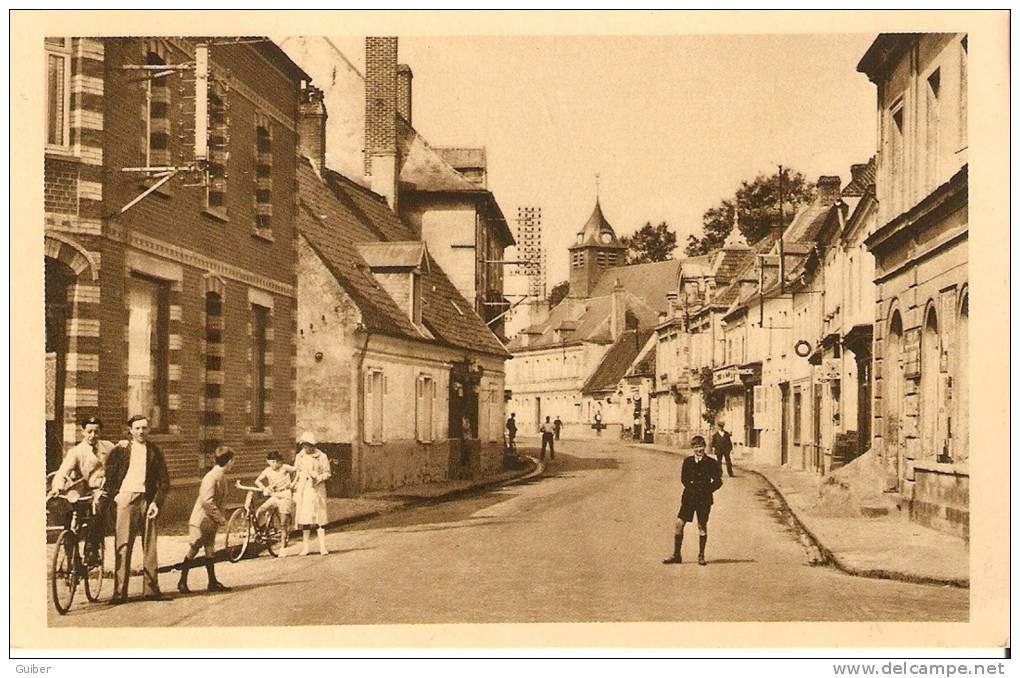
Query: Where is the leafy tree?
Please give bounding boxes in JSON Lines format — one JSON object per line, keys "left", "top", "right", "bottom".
{"left": 547, "top": 280, "right": 570, "bottom": 307}
{"left": 699, "top": 367, "right": 726, "bottom": 426}
{"left": 685, "top": 169, "right": 815, "bottom": 256}
{"left": 621, "top": 221, "right": 677, "bottom": 264}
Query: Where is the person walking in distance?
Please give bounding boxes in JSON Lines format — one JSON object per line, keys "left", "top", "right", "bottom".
{"left": 663, "top": 435, "right": 723, "bottom": 566}
{"left": 104, "top": 415, "right": 171, "bottom": 603}
{"left": 712, "top": 420, "right": 735, "bottom": 478}
{"left": 553, "top": 415, "right": 562, "bottom": 441}
{"left": 539, "top": 416, "right": 556, "bottom": 461}
{"left": 505, "top": 412, "right": 517, "bottom": 453}
{"left": 177, "top": 447, "right": 234, "bottom": 594}
{"left": 292, "top": 432, "right": 331, "bottom": 556}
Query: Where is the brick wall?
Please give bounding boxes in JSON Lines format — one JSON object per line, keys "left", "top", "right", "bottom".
{"left": 364, "top": 37, "right": 398, "bottom": 165}
{"left": 44, "top": 157, "right": 78, "bottom": 214}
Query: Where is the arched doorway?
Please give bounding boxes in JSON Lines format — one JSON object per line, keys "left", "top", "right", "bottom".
{"left": 885, "top": 309, "right": 904, "bottom": 488}
{"left": 920, "top": 305, "right": 941, "bottom": 460}
{"left": 45, "top": 258, "right": 75, "bottom": 472}
{"left": 955, "top": 293, "right": 968, "bottom": 462}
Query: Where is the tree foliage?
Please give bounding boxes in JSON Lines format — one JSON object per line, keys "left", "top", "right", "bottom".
{"left": 685, "top": 169, "right": 815, "bottom": 257}
{"left": 699, "top": 366, "right": 726, "bottom": 426}
{"left": 547, "top": 280, "right": 570, "bottom": 307}
{"left": 621, "top": 221, "right": 677, "bottom": 264}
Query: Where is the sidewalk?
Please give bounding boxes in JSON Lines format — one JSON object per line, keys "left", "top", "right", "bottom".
{"left": 632, "top": 442, "right": 968, "bottom": 588}
{"left": 50, "top": 456, "right": 542, "bottom": 576}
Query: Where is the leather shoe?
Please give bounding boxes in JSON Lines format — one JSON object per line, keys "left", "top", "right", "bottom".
{"left": 109, "top": 597, "right": 126, "bottom": 606}
{"left": 144, "top": 593, "right": 173, "bottom": 602}
{"left": 177, "top": 581, "right": 190, "bottom": 594}
{"left": 207, "top": 581, "right": 231, "bottom": 592}
{"left": 662, "top": 555, "right": 682, "bottom": 565}
{"left": 698, "top": 555, "right": 707, "bottom": 566}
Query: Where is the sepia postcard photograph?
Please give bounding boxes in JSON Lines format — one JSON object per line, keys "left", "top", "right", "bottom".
{"left": 9, "top": 8, "right": 1011, "bottom": 657}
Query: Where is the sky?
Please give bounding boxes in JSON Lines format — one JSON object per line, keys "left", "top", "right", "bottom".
{"left": 328, "top": 34, "right": 878, "bottom": 287}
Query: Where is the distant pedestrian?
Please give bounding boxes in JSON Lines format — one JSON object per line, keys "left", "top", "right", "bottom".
{"left": 506, "top": 413, "right": 517, "bottom": 452}
{"left": 292, "top": 432, "right": 331, "bottom": 556}
{"left": 663, "top": 435, "right": 722, "bottom": 566}
{"left": 104, "top": 415, "right": 171, "bottom": 603}
{"left": 633, "top": 413, "right": 642, "bottom": 440}
{"left": 712, "top": 420, "right": 735, "bottom": 478}
{"left": 553, "top": 416, "right": 562, "bottom": 440}
{"left": 177, "top": 447, "right": 234, "bottom": 594}
{"left": 593, "top": 411, "right": 603, "bottom": 436}
{"left": 539, "top": 416, "right": 556, "bottom": 461}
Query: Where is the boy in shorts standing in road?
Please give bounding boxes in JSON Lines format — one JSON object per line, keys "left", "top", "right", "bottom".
{"left": 663, "top": 435, "right": 723, "bottom": 566}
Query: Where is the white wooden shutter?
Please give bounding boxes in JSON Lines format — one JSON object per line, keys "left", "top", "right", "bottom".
{"left": 364, "top": 370, "right": 374, "bottom": 443}
{"left": 753, "top": 385, "right": 764, "bottom": 430}
{"left": 415, "top": 376, "right": 424, "bottom": 441}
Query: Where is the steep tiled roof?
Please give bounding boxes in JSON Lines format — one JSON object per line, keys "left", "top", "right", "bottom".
{"left": 581, "top": 329, "right": 653, "bottom": 395}
{"left": 590, "top": 259, "right": 683, "bottom": 307}
{"left": 842, "top": 157, "right": 877, "bottom": 198}
{"left": 298, "top": 157, "right": 509, "bottom": 358}
{"left": 396, "top": 118, "right": 480, "bottom": 193}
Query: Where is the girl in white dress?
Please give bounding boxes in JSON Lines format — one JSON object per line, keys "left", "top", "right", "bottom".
{"left": 292, "top": 431, "right": 331, "bottom": 555}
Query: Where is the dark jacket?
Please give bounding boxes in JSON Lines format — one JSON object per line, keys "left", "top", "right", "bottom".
{"left": 681, "top": 454, "right": 723, "bottom": 505}
{"left": 104, "top": 441, "right": 170, "bottom": 508}
{"left": 711, "top": 429, "right": 733, "bottom": 456}
{"left": 506, "top": 418, "right": 517, "bottom": 436}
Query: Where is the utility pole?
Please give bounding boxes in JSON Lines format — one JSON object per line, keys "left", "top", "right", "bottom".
{"left": 777, "top": 165, "right": 786, "bottom": 296}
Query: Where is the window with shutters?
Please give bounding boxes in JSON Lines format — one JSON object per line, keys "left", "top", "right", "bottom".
{"left": 127, "top": 274, "right": 170, "bottom": 432}
{"left": 365, "top": 369, "right": 385, "bottom": 443}
{"left": 254, "top": 113, "right": 273, "bottom": 235}
{"left": 488, "top": 388, "right": 502, "bottom": 442}
{"left": 145, "top": 51, "right": 171, "bottom": 168}
{"left": 206, "top": 85, "right": 229, "bottom": 215}
{"left": 415, "top": 374, "right": 435, "bottom": 443}
{"left": 792, "top": 387, "right": 802, "bottom": 445}
{"left": 45, "top": 38, "right": 71, "bottom": 151}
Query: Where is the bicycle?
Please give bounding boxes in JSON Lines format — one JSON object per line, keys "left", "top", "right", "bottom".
{"left": 46, "top": 474, "right": 109, "bottom": 615}
{"left": 221, "top": 482, "right": 286, "bottom": 562}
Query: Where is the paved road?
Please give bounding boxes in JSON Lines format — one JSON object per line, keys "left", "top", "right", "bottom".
{"left": 49, "top": 439, "right": 968, "bottom": 626}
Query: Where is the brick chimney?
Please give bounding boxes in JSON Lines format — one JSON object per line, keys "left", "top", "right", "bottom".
{"left": 396, "top": 64, "right": 413, "bottom": 124}
{"left": 610, "top": 278, "right": 626, "bottom": 340}
{"left": 365, "top": 37, "right": 399, "bottom": 209}
{"left": 815, "top": 175, "right": 842, "bottom": 205}
{"left": 297, "top": 81, "right": 327, "bottom": 172}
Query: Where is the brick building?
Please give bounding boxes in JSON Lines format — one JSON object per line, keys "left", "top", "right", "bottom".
{"left": 44, "top": 37, "right": 308, "bottom": 492}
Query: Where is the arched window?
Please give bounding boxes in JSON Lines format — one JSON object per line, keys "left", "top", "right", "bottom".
{"left": 885, "top": 309, "right": 904, "bottom": 485}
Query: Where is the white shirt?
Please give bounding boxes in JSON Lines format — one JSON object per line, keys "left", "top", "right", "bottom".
{"left": 121, "top": 441, "right": 148, "bottom": 494}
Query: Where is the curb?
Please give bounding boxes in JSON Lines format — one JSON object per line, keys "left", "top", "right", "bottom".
{"left": 629, "top": 444, "right": 968, "bottom": 589}
{"left": 741, "top": 466, "right": 969, "bottom": 589}
{"left": 319, "top": 455, "right": 544, "bottom": 531}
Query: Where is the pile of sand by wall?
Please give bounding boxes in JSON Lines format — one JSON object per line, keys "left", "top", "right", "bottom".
{"left": 810, "top": 450, "right": 892, "bottom": 517}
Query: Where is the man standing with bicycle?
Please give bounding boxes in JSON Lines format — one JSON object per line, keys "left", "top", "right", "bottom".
{"left": 48, "top": 416, "right": 114, "bottom": 564}
{"left": 177, "top": 447, "right": 234, "bottom": 594}
{"left": 104, "top": 415, "right": 171, "bottom": 604}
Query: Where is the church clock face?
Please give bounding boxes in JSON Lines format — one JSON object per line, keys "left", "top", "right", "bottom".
{"left": 600, "top": 232, "right": 613, "bottom": 244}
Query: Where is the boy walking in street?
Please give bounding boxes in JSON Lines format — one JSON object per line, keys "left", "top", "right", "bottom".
{"left": 663, "top": 435, "right": 723, "bottom": 566}
{"left": 178, "top": 447, "right": 234, "bottom": 594}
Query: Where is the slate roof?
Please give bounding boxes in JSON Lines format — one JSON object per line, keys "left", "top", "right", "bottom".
{"left": 297, "top": 156, "right": 509, "bottom": 358}
{"left": 508, "top": 259, "right": 683, "bottom": 352}
{"left": 581, "top": 329, "right": 654, "bottom": 395}
{"left": 571, "top": 199, "right": 626, "bottom": 249}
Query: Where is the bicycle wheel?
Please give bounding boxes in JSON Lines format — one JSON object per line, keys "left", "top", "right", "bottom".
{"left": 223, "top": 508, "right": 251, "bottom": 563}
{"left": 83, "top": 536, "right": 106, "bottom": 602}
{"left": 50, "top": 530, "right": 78, "bottom": 615}
{"left": 261, "top": 510, "right": 283, "bottom": 557}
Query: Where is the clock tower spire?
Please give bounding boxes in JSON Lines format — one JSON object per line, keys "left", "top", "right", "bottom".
{"left": 567, "top": 196, "right": 627, "bottom": 298}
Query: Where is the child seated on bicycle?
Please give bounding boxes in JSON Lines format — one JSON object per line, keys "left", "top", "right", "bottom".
{"left": 254, "top": 451, "right": 295, "bottom": 541}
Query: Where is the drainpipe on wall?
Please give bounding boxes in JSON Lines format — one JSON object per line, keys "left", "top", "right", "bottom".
{"left": 354, "top": 323, "right": 372, "bottom": 492}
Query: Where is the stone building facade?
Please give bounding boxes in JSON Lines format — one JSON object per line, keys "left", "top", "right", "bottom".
{"left": 858, "top": 33, "right": 969, "bottom": 538}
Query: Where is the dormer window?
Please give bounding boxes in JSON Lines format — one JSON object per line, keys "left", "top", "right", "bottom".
{"left": 357, "top": 242, "right": 431, "bottom": 329}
